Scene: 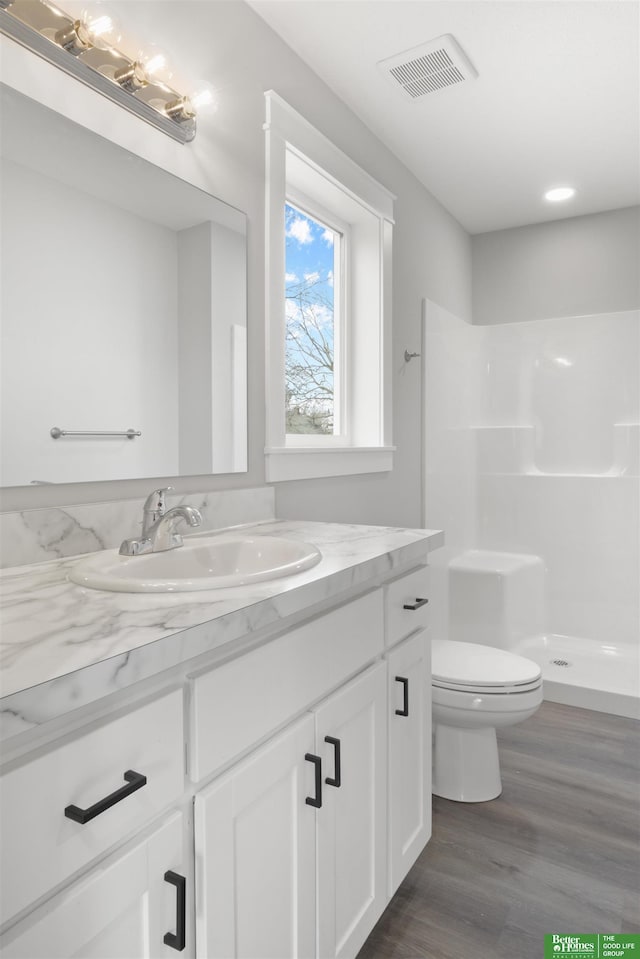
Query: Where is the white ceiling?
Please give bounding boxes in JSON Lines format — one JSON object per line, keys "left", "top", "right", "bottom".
{"left": 247, "top": 0, "right": 640, "bottom": 234}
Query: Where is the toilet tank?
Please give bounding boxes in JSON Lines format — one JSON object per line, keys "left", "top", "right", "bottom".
{"left": 448, "top": 550, "right": 545, "bottom": 650}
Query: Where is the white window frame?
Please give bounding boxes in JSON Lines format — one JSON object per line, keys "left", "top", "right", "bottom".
{"left": 264, "top": 91, "right": 395, "bottom": 482}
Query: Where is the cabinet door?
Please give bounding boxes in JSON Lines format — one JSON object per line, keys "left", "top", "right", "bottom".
{"left": 315, "top": 662, "right": 388, "bottom": 959}
{"left": 387, "top": 629, "right": 431, "bottom": 896}
{"left": 194, "top": 714, "right": 316, "bottom": 959}
{"left": 0, "top": 813, "right": 189, "bottom": 959}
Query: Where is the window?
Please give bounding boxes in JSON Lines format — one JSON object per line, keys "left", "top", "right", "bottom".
{"left": 285, "top": 200, "right": 344, "bottom": 439}
{"left": 264, "top": 92, "right": 395, "bottom": 482}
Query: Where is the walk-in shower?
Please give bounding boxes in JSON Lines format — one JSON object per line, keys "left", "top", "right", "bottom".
{"left": 423, "top": 299, "right": 639, "bottom": 719}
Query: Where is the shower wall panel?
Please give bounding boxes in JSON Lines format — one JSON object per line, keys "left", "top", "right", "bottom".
{"left": 424, "top": 303, "right": 639, "bottom": 650}
{"left": 475, "top": 309, "right": 639, "bottom": 648}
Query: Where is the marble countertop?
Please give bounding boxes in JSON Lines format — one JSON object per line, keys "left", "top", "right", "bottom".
{"left": 0, "top": 519, "right": 443, "bottom": 739}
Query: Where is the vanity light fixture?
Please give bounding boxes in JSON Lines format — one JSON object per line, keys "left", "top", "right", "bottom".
{"left": 54, "top": 14, "right": 113, "bottom": 56}
{"left": 165, "top": 95, "right": 197, "bottom": 123}
{"left": 544, "top": 186, "right": 576, "bottom": 203}
{"left": 114, "top": 59, "right": 149, "bottom": 93}
{"left": 114, "top": 52, "right": 166, "bottom": 93}
{"left": 166, "top": 89, "right": 214, "bottom": 122}
{"left": 0, "top": 0, "right": 203, "bottom": 142}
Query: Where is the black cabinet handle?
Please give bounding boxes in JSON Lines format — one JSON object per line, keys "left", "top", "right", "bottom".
{"left": 403, "top": 597, "right": 429, "bottom": 611}
{"left": 64, "top": 770, "right": 147, "bottom": 824}
{"left": 163, "top": 871, "right": 186, "bottom": 952}
{"left": 305, "top": 753, "right": 322, "bottom": 808}
{"left": 395, "top": 676, "right": 409, "bottom": 717}
{"left": 324, "top": 736, "right": 342, "bottom": 788}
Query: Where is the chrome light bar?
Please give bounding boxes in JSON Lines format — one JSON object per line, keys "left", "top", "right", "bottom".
{"left": 0, "top": 0, "right": 197, "bottom": 143}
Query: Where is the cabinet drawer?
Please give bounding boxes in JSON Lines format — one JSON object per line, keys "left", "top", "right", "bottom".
{"left": 0, "top": 689, "right": 184, "bottom": 925}
{"left": 0, "top": 812, "right": 186, "bottom": 959}
{"left": 385, "top": 566, "right": 430, "bottom": 647}
{"left": 189, "top": 590, "right": 384, "bottom": 782}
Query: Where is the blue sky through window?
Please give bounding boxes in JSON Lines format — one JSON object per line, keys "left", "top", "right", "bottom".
{"left": 285, "top": 202, "right": 338, "bottom": 434}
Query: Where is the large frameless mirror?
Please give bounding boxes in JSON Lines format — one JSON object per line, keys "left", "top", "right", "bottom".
{"left": 0, "top": 83, "right": 248, "bottom": 487}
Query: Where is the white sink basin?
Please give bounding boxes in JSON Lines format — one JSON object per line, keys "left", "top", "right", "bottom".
{"left": 70, "top": 534, "right": 323, "bottom": 593}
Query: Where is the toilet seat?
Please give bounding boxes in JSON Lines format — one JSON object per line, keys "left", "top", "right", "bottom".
{"left": 433, "top": 677, "right": 542, "bottom": 695}
{"left": 432, "top": 682, "right": 543, "bottom": 715}
{"left": 432, "top": 639, "right": 542, "bottom": 696}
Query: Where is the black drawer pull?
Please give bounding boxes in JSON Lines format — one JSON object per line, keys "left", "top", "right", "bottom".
{"left": 163, "top": 871, "right": 186, "bottom": 952}
{"left": 403, "top": 597, "right": 429, "bottom": 611}
{"left": 305, "top": 753, "right": 322, "bottom": 808}
{"left": 324, "top": 736, "right": 342, "bottom": 788}
{"left": 64, "top": 770, "right": 147, "bottom": 824}
{"left": 395, "top": 676, "right": 409, "bottom": 717}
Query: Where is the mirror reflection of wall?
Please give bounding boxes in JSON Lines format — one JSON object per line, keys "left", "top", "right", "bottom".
{"left": 0, "top": 84, "right": 248, "bottom": 487}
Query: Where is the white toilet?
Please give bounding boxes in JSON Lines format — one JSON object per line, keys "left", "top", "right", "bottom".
{"left": 432, "top": 639, "right": 543, "bottom": 802}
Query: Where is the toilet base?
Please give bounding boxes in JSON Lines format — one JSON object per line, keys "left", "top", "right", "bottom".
{"left": 433, "top": 723, "right": 502, "bottom": 802}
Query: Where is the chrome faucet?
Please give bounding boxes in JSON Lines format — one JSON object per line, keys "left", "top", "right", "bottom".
{"left": 119, "top": 487, "right": 203, "bottom": 556}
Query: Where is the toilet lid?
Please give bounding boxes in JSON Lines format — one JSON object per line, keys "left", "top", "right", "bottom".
{"left": 432, "top": 640, "right": 541, "bottom": 688}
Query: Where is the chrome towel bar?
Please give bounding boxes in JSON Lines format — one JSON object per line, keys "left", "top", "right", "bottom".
{"left": 50, "top": 427, "right": 141, "bottom": 439}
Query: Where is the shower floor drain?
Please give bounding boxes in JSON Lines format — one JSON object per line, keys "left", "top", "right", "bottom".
{"left": 550, "top": 658, "right": 572, "bottom": 667}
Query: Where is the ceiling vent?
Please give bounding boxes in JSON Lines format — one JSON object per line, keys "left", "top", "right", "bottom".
{"left": 378, "top": 34, "right": 478, "bottom": 100}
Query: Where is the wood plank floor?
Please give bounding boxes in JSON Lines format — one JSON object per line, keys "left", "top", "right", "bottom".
{"left": 358, "top": 701, "right": 640, "bottom": 959}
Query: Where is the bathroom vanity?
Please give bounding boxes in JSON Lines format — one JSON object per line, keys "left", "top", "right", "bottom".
{"left": 0, "top": 518, "right": 442, "bottom": 959}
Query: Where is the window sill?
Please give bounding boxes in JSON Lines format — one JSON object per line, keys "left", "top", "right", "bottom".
{"left": 265, "top": 447, "right": 395, "bottom": 482}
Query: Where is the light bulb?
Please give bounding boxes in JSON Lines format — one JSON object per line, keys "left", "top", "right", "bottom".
{"left": 115, "top": 47, "right": 171, "bottom": 92}
{"left": 145, "top": 53, "right": 166, "bottom": 77}
{"left": 165, "top": 87, "right": 216, "bottom": 123}
{"left": 83, "top": 8, "right": 119, "bottom": 48}
{"left": 87, "top": 14, "right": 112, "bottom": 37}
{"left": 190, "top": 89, "right": 215, "bottom": 110}
{"left": 544, "top": 186, "right": 576, "bottom": 203}
{"left": 54, "top": 9, "right": 115, "bottom": 55}
{"left": 134, "top": 46, "right": 173, "bottom": 84}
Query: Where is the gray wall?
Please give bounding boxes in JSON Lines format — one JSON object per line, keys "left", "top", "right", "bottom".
{"left": 1, "top": 0, "right": 471, "bottom": 530}
{"left": 472, "top": 206, "right": 640, "bottom": 325}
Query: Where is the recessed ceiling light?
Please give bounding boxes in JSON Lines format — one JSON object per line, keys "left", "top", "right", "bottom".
{"left": 544, "top": 187, "right": 576, "bottom": 203}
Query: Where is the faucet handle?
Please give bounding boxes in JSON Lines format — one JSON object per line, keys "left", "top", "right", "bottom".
{"left": 143, "top": 487, "right": 174, "bottom": 513}
{"left": 142, "top": 487, "right": 174, "bottom": 533}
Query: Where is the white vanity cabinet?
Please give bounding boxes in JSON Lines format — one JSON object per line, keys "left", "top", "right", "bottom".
{"left": 194, "top": 662, "right": 387, "bottom": 959}
{"left": 192, "top": 569, "right": 430, "bottom": 959}
{"left": 0, "top": 556, "right": 434, "bottom": 959}
{"left": 0, "top": 813, "right": 189, "bottom": 959}
{"left": 191, "top": 588, "right": 388, "bottom": 959}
